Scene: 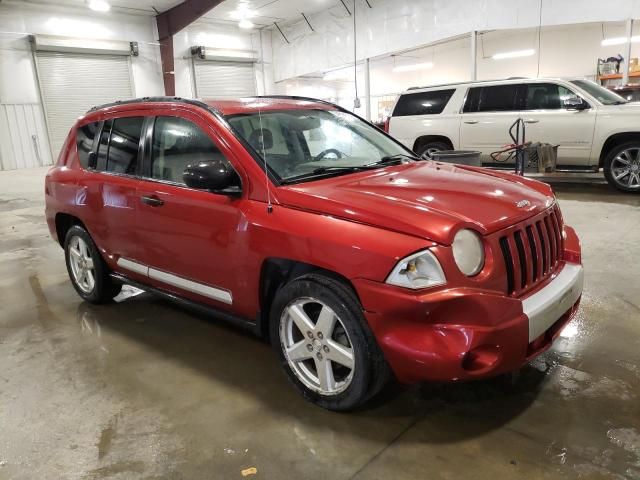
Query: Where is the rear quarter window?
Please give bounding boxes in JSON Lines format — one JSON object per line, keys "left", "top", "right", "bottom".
{"left": 393, "top": 89, "right": 455, "bottom": 116}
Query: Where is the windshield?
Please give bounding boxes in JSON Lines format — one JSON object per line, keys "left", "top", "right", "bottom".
{"left": 226, "top": 109, "right": 415, "bottom": 183}
{"left": 570, "top": 79, "right": 628, "bottom": 105}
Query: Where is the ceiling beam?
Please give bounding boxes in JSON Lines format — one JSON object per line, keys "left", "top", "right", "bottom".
{"left": 156, "top": 0, "right": 224, "bottom": 96}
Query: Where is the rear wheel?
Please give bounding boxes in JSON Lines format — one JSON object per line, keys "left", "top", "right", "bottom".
{"left": 270, "top": 273, "right": 390, "bottom": 411}
{"left": 64, "top": 225, "right": 121, "bottom": 303}
{"left": 604, "top": 142, "right": 640, "bottom": 193}
{"left": 415, "top": 141, "right": 450, "bottom": 160}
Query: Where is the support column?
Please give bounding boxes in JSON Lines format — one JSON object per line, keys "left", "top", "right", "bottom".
{"left": 155, "top": 0, "right": 225, "bottom": 96}
{"left": 623, "top": 19, "right": 633, "bottom": 85}
{"left": 364, "top": 58, "right": 371, "bottom": 121}
{"left": 470, "top": 30, "right": 477, "bottom": 81}
{"left": 159, "top": 36, "right": 175, "bottom": 96}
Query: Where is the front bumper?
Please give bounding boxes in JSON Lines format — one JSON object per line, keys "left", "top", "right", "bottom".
{"left": 354, "top": 232, "right": 583, "bottom": 384}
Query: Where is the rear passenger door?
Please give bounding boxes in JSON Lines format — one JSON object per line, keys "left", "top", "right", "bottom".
{"left": 82, "top": 115, "right": 146, "bottom": 277}
{"left": 459, "top": 84, "right": 525, "bottom": 162}
{"left": 134, "top": 111, "right": 246, "bottom": 311}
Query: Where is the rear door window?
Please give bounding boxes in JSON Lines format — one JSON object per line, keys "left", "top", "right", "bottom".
{"left": 105, "top": 117, "right": 144, "bottom": 175}
{"left": 76, "top": 122, "right": 100, "bottom": 169}
{"left": 393, "top": 89, "right": 455, "bottom": 116}
{"left": 463, "top": 84, "right": 524, "bottom": 113}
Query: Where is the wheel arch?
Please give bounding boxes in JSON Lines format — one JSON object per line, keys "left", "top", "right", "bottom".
{"left": 599, "top": 132, "right": 640, "bottom": 167}
{"left": 55, "top": 213, "right": 87, "bottom": 247}
{"left": 412, "top": 135, "right": 454, "bottom": 153}
{"left": 258, "top": 258, "right": 360, "bottom": 339}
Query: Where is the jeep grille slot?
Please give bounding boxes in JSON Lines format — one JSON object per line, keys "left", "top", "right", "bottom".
{"left": 499, "top": 207, "right": 564, "bottom": 297}
{"left": 499, "top": 237, "right": 515, "bottom": 295}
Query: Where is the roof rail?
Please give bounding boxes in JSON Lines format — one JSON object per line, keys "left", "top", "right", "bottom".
{"left": 406, "top": 77, "right": 531, "bottom": 91}
{"left": 253, "top": 95, "right": 343, "bottom": 110}
{"left": 86, "top": 96, "right": 217, "bottom": 114}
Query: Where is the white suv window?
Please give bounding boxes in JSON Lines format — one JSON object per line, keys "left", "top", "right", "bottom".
{"left": 392, "top": 89, "right": 455, "bottom": 116}
{"left": 463, "top": 84, "right": 524, "bottom": 113}
{"left": 525, "top": 83, "right": 576, "bottom": 110}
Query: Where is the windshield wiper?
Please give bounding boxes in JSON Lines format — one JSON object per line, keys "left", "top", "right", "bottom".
{"left": 281, "top": 165, "right": 377, "bottom": 185}
{"left": 366, "top": 153, "right": 421, "bottom": 166}
{"left": 280, "top": 154, "right": 420, "bottom": 185}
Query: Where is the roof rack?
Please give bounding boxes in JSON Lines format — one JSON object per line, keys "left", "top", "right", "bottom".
{"left": 86, "top": 96, "right": 217, "bottom": 114}
{"left": 406, "top": 77, "right": 531, "bottom": 91}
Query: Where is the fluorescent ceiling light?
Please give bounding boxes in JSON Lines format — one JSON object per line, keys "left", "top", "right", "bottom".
{"left": 230, "top": 2, "right": 256, "bottom": 20}
{"left": 601, "top": 35, "right": 640, "bottom": 46}
{"left": 238, "top": 19, "right": 254, "bottom": 29}
{"left": 492, "top": 49, "right": 535, "bottom": 60}
{"left": 88, "top": 0, "right": 110, "bottom": 12}
{"left": 392, "top": 62, "right": 434, "bottom": 72}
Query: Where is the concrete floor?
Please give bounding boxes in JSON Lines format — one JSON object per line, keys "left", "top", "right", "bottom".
{"left": 1, "top": 167, "right": 639, "bottom": 480}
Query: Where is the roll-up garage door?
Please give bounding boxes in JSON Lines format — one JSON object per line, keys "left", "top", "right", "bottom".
{"left": 193, "top": 60, "right": 256, "bottom": 99}
{"left": 36, "top": 51, "right": 133, "bottom": 158}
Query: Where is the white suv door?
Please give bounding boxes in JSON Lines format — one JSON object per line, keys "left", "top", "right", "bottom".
{"left": 519, "top": 82, "right": 596, "bottom": 167}
{"left": 459, "top": 83, "right": 525, "bottom": 161}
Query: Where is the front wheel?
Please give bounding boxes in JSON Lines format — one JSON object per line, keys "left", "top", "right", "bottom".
{"left": 603, "top": 142, "right": 640, "bottom": 193}
{"left": 64, "top": 225, "right": 122, "bottom": 303}
{"left": 415, "top": 141, "right": 450, "bottom": 160}
{"left": 270, "top": 274, "right": 390, "bottom": 411}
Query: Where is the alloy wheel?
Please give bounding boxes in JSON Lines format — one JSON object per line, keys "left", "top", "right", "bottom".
{"left": 279, "top": 297, "right": 355, "bottom": 395}
{"left": 611, "top": 148, "right": 640, "bottom": 190}
{"left": 68, "top": 236, "right": 96, "bottom": 293}
{"left": 421, "top": 147, "right": 442, "bottom": 160}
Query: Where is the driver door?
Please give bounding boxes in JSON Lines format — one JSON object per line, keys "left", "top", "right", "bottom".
{"left": 133, "top": 111, "right": 246, "bottom": 310}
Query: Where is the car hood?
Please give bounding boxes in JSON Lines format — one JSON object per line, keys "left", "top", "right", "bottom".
{"left": 276, "top": 162, "right": 555, "bottom": 244}
{"left": 597, "top": 102, "right": 640, "bottom": 114}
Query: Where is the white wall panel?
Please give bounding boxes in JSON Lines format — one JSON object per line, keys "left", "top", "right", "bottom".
{"left": 271, "top": 0, "right": 640, "bottom": 82}
{"left": 0, "top": 103, "right": 52, "bottom": 170}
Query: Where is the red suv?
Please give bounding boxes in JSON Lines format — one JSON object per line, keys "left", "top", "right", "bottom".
{"left": 45, "top": 96, "right": 583, "bottom": 410}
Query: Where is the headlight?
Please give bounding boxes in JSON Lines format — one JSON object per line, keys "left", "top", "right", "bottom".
{"left": 452, "top": 229, "right": 484, "bottom": 276}
{"left": 386, "top": 250, "right": 446, "bottom": 289}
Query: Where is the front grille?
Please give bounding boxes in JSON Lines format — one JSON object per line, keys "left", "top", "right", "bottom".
{"left": 499, "top": 207, "right": 564, "bottom": 296}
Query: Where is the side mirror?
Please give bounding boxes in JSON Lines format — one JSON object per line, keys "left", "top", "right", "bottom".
{"left": 183, "top": 159, "right": 241, "bottom": 194}
{"left": 563, "top": 97, "right": 590, "bottom": 111}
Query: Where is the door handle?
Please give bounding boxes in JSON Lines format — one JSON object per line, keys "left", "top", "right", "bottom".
{"left": 524, "top": 119, "right": 540, "bottom": 124}
{"left": 464, "top": 120, "right": 479, "bottom": 124}
{"left": 140, "top": 195, "right": 164, "bottom": 207}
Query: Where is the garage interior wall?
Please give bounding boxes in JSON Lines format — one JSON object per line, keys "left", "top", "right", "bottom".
{"left": 172, "top": 21, "right": 269, "bottom": 98}
{"left": 270, "top": 0, "right": 640, "bottom": 82}
{"left": 276, "top": 20, "right": 640, "bottom": 122}
{"left": 0, "top": 1, "right": 270, "bottom": 169}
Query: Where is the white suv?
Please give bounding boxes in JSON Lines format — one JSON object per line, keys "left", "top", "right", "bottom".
{"left": 388, "top": 78, "right": 640, "bottom": 192}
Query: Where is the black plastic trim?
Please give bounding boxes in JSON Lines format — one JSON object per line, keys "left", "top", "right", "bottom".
{"left": 110, "top": 272, "right": 261, "bottom": 336}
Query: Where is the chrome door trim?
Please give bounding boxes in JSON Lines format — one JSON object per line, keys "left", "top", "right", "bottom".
{"left": 115, "top": 256, "right": 232, "bottom": 305}
{"left": 148, "top": 267, "right": 233, "bottom": 305}
{"left": 117, "top": 257, "right": 149, "bottom": 276}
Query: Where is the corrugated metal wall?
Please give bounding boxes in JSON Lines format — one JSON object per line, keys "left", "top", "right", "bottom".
{"left": 194, "top": 60, "right": 257, "bottom": 98}
{"left": 0, "top": 103, "right": 52, "bottom": 170}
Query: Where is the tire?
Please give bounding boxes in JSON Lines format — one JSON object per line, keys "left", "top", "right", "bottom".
{"left": 64, "top": 225, "right": 122, "bottom": 304}
{"left": 603, "top": 141, "right": 640, "bottom": 193}
{"left": 415, "top": 141, "right": 450, "bottom": 160}
{"left": 269, "top": 273, "right": 390, "bottom": 411}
